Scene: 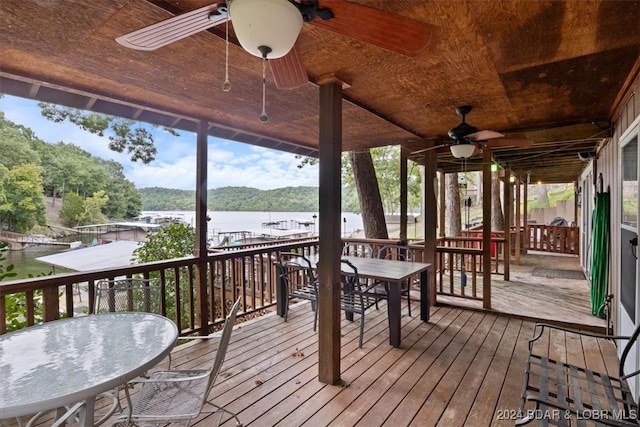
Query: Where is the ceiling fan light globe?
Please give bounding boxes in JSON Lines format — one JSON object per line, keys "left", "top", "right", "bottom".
{"left": 450, "top": 144, "right": 476, "bottom": 159}
{"left": 230, "top": 0, "right": 303, "bottom": 59}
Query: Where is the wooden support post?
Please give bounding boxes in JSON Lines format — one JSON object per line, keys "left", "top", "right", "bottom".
{"left": 503, "top": 167, "right": 511, "bottom": 281}
{"left": 523, "top": 176, "right": 529, "bottom": 254}
{"left": 318, "top": 80, "right": 343, "bottom": 385}
{"left": 423, "top": 144, "right": 437, "bottom": 307}
{"left": 482, "top": 148, "right": 492, "bottom": 309}
{"left": 400, "top": 148, "right": 408, "bottom": 242}
{"left": 515, "top": 176, "right": 521, "bottom": 265}
{"left": 194, "top": 120, "right": 209, "bottom": 334}
{"left": 438, "top": 169, "right": 446, "bottom": 238}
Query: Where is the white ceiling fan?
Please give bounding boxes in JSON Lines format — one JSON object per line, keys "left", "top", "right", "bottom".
{"left": 116, "top": 0, "right": 440, "bottom": 90}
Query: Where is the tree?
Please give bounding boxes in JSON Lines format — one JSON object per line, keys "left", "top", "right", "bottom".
{"left": 59, "top": 191, "right": 109, "bottom": 226}
{"left": 132, "top": 223, "right": 196, "bottom": 262}
{"left": 537, "top": 183, "right": 549, "bottom": 205}
{"left": 59, "top": 192, "right": 86, "bottom": 227}
{"left": 0, "top": 164, "right": 47, "bottom": 233}
{"left": 347, "top": 151, "right": 388, "bottom": 239}
{"left": 445, "top": 173, "right": 462, "bottom": 236}
{"left": 39, "top": 103, "right": 178, "bottom": 163}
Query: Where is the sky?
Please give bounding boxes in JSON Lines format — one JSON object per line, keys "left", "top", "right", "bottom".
{"left": 0, "top": 94, "right": 319, "bottom": 191}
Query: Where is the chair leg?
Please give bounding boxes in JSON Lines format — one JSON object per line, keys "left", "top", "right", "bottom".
{"left": 406, "top": 282, "right": 412, "bottom": 317}
{"left": 206, "top": 401, "right": 242, "bottom": 427}
{"left": 313, "top": 301, "right": 318, "bottom": 331}
{"left": 359, "top": 313, "right": 365, "bottom": 348}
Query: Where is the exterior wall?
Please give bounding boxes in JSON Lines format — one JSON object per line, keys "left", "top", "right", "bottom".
{"left": 529, "top": 199, "right": 576, "bottom": 225}
{"left": 589, "top": 77, "right": 640, "bottom": 395}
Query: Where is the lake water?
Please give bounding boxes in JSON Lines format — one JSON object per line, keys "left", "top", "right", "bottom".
{"left": 147, "top": 210, "right": 364, "bottom": 236}
{"left": 3, "top": 211, "right": 363, "bottom": 279}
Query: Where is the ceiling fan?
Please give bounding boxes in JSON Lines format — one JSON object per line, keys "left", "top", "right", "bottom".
{"left": 411, "top": 105, "right": 533, "bottom": 158}
{"left": 116, "top": 0, "right": 440, "bottom": 90}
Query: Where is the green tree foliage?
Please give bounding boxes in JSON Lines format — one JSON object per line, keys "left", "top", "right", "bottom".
{"left": 132, "top": 223, "right": 196, "bottom": 326}
{"left": 0, "top": 111, "right": 142, "bottom": 231}
{"left": 139, "top": 186, "right": 333, "bottom": 211}
{"left": 98, "top": 160, "right": 142, "bottom": 219}
{"left": 59, "top": 191, "right": 109, "bottom": 227}
{"left": 0, "top": 164, "right": 47, "bottom": 233}
{"left": 132, "top": 223, "right": 196, "bottom": 262}
{"left": 1, "top": 241, "right": 47, "bottom": 332}
{"left": 341, "top": 146, "right": 422, "bottom": 214}
{"left": 0, "top": 241, "right": 17, "bottom": 282}
{"left": 38, "top": 103, "right": 179, "bottom": 163}
{"left": 59, "top": 192, "right": 85, "bottom": 227}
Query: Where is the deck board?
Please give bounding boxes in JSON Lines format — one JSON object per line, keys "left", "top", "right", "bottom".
{"left": 12, "top": 296, "right": 620, "bottom": 427}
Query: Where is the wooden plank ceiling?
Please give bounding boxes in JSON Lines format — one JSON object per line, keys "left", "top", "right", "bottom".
{"left": 0, "top": 0, "right": 638, "bottom": 184}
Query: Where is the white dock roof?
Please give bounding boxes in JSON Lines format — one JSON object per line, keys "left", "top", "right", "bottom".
{"left": 36, "top": 240, "right": 141, "bottom": 272}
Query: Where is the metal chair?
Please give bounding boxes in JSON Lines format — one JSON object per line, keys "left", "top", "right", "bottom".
{"left": 94, "top": 278, "right": 162, "bottom": 315}
{"left": 277, "top": 252, "right": 319, "bottom": 331}
{"left": 115, "top": 298, "right": 242, "bottom": 427}
{"left": 340, "top": 259, "right": 384, "bottom": 348}
{"left": 376, "top": 244, "right": 415, "bottom": 316}
{"left": 341, "top": 242, "right": 374, "bottom": 258}
{"left": 93, "top": 278, "right": 165, "bottom": 424}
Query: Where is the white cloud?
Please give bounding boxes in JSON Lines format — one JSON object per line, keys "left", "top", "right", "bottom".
{"left": 1, "top": 95, "right": 319, "bottom": 190}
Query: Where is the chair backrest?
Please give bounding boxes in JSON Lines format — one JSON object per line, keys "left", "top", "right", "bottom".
{"left": 340, "top": 259, "right": 365, "bottom": 295}
{"left": 207, "top": 297, "right": 241, "bottom": 391}
{"left": 277, "top": 252, "right": 317, "bottom": 291}
{"left": 342, "top": 242, "right": 374, "bottom": 258}
{"left": 377, "top": 244, "right": 414, "bottom": 262}
{"left": 93, "top": 278, "right": 162, "bottom": 315}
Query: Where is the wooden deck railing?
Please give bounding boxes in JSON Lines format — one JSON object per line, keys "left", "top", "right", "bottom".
{"left": 526, "top": 224, "right": 579, "bottom": 254}
{"left": 2, "top": 234, "right": 512, "bottom": 335}
{"left": 0, "top": 240, "right": 319, "bottom": 335}
{"left": 342, "top": 235, "right": 504, "bottom": 306}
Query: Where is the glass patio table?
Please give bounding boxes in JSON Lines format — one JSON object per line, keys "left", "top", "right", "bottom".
{"left": 279, "top": 254, "right": 431, "bottom": 347}
{"left": 0, "top": 312, "right": 178, "bottom": 426}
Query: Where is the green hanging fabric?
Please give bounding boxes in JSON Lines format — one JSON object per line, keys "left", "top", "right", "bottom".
{"left": 590, "top": 190, "right": 610, "bottom": 318}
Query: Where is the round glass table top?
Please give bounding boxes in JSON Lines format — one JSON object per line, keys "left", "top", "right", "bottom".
{"left": 0, "top": 312, "right": 178, "bottom": 418}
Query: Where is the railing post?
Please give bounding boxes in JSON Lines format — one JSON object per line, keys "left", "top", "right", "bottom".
{"left": 42, "top": 286, "right": 60, "bottom": 322}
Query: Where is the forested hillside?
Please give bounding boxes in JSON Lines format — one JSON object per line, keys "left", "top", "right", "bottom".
{"left": 0, "top": 111, "right": 142, "bottom": 232}
{"left": 140, "top": 186, "right": 323, "bottom": 211}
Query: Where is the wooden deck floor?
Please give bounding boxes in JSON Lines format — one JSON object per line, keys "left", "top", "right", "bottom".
{"left": 10, "top": 252, "right": 612, "bottom": 427}
{"left": 437, "top": 252, "right": 606, "bottom": 332}
{"left": 13, "top": 298, "right": 620, "bottom": 427}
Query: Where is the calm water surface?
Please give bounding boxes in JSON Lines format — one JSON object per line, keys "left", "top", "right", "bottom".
{"left": 4, "top": 211, "right": 364, "bottom": 278}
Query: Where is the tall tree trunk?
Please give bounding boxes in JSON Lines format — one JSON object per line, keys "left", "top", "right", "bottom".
{"left": 474, "top": 171, "right": 482, "bottom": 206}
{"left": 445, "top": 173, "right": 461, "bottom": 236}
{"left": 349, "top": 151, "right": 388, "bottom": 239}
{"left": 491, "top": 171, "right": 505, "bottom": 230}
{"left": 536, "top": 184, "right": 549, "bottom": 205}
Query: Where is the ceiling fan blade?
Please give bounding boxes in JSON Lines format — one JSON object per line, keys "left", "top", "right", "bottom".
{"left": 485, "top": 138, "right": 533, "bottom": 148}
{"left": 116, "top": 4, "right": 228, "bottom": 51}
{"left": 311, "top": 0, "right": 440, "bottom": 57}
{"left": 411, "top": 146, "right": 439, "bottom": 155}
{"left": 270, "top": 43, "right": 308, "bottom": 90}
{"left": 466, "top": 130, "right": 504, "bottom": 141}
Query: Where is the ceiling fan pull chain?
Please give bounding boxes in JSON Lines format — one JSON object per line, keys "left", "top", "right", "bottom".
{"left": 258, "top": 46, "right": 271, "bottom": 123}
{"left": 222, "top": 18, "right": 231, "bottom": 92}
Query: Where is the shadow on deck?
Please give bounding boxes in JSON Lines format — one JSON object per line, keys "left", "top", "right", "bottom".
{"left": 436, "top": 251, "right": 606, "bottom": 332}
